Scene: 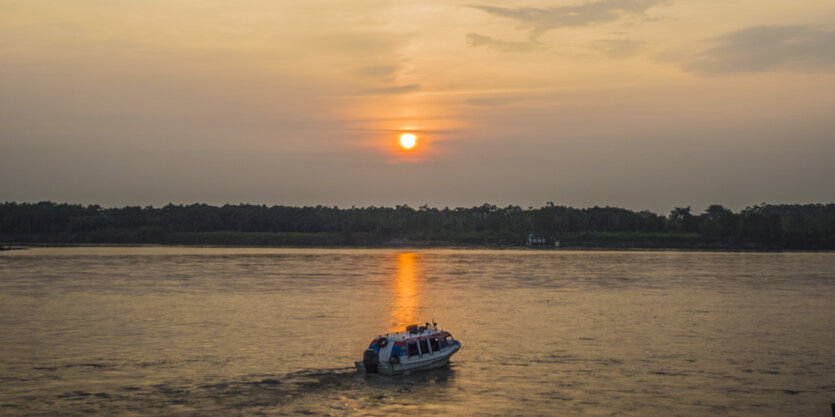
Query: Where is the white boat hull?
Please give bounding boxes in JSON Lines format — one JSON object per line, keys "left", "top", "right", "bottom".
{"left": 378, "top": 342, "right": 460, "bottom": 375}
{"left": 356, "top": 327, "right": 461, "bottom": 376}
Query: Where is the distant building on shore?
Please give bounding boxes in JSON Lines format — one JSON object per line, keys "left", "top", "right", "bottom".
{"left": 526, "top": 233, "right": 559, "bottom": 248}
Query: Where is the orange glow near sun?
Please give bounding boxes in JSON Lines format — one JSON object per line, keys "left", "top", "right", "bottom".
{"left": 399, "top": 133, "right": 417, "bottom": 149}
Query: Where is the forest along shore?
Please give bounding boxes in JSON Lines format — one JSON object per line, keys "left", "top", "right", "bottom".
{"left": 1, "top": 202, "right": 834, "bottom": 250}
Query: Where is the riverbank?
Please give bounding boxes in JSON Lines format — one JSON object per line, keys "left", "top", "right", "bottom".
{"left": 4, "top": 202, "right": 834, "bottom": 251}
{"left": 3, "top": 230, "right": 832, "bottom": 250}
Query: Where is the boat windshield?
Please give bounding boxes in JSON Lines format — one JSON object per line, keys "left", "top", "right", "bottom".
{"left": 429, "top": 337, "right": 440, "bottom": 352}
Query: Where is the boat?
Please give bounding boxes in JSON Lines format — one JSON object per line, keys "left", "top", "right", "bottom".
{"left": 356, "top": 321, "right": 461, "bottom": 375}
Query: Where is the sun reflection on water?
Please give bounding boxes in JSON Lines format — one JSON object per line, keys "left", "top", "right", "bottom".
{"left": 390, "top": 252, "right": 421, "bottom": 332}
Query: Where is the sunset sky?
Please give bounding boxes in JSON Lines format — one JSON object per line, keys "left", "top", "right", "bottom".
{"left": 1, "top": 0, "right": 834, "bottom": 213}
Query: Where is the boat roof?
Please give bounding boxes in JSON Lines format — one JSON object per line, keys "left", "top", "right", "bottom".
{"left": 378, "top": 327, "right": 450, "bottom": 342}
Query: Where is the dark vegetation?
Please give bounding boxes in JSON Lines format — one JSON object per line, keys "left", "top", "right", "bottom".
{"left": 1, "top": 201, "right": 834, "bottom": 249}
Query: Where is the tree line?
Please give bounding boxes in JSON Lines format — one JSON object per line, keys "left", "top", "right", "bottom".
{"left": 1, "top": 201, "right": 834, "bottom": 249}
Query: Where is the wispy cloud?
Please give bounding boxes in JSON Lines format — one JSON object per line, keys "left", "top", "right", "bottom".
{"left": 590, "top": 39, "right": 647, "bottom": 59}
{"left": 469, "top": 0, "right": 667, "bottom": 40}
{"left": 464, "top": 96, "right": 520, "bottom": 107}
{"left": 684, "top": 25, "right": 835, "bottom": 74}
{"left": 466, "top": 33, "right": 539, "bottom": 53}
{"left": 352, "top": 65, "right": 399, "bottom": 79}
{"left": 362, "top": 84, "right": 421, "bottom": 95}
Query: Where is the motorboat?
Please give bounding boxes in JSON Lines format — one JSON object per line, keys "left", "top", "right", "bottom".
{"left": 356, "top": 322, "right": 461, "bottom": 376}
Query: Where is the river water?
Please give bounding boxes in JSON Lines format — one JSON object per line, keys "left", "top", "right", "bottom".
{"left": 1, "top": 247, "right": 833, "bottom": 416}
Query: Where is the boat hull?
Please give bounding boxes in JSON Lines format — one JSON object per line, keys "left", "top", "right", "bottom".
{"left": 362, "top": 341, "right": 460, "bottom": 376}
{"left": 356, "top": 326, "right": 461, "bottom": 376}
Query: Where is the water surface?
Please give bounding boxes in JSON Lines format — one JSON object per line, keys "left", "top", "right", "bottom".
{"left": 1, "top": 247, "right": 833, "bottom": 416}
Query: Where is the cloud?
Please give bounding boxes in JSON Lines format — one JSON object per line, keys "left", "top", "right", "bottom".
{"left": 466, "top": 33, "right": 539, "bottom": 53}
{"left": 590, "top": 39, "right": 647, "bottom": 59}
{"left": 469, "top": 0, "right": 667, "bottom": 40}
{"left": 465, "top": 96, "right": 520, "bottom": 107}
{"left": 362, "top": 84, "right": 421, "bottom": 95}
{"left": 684, "top": 25, "right": 835, "bottom": 74}
{"left": 351, "top": 64, "right": 399, "bottom": 79}
{"left": 309, "top": 32, "right": 407, "bottom": 55}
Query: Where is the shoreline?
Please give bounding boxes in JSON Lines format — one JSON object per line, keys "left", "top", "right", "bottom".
{"left": 3, "top": 202, "right": 833, "bottom": 252}
{"left": 2, "top": 242, "right": 832, "bottom": 253}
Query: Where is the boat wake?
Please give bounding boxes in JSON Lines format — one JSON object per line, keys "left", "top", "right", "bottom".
{"left": 5, "top": 366, "right": 456, "bottom": 416}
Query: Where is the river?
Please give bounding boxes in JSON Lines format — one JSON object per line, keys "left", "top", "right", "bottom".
{"left": 1, "top": 247, "right": 833, "bottom": 416}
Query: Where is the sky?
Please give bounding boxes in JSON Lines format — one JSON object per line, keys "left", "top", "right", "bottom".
{"left": 1, "top": 0, "right": 834, "bottom": 214}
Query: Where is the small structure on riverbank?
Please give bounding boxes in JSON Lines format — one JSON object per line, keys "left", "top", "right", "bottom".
{"left": 526, "top": 233, "right": 559, "bottom": 248}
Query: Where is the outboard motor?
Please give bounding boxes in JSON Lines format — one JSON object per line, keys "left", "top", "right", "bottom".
{"left": 362, "top": 349, "right": 379, "bottom": 373}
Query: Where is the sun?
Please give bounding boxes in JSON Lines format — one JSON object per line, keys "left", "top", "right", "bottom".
{"left": 399, "top": 133, "right": 417, "bottom": 149}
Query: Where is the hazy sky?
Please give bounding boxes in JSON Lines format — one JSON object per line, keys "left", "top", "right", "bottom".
{"left": 1, "top": 0, "right": 834, "bottom": 213}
